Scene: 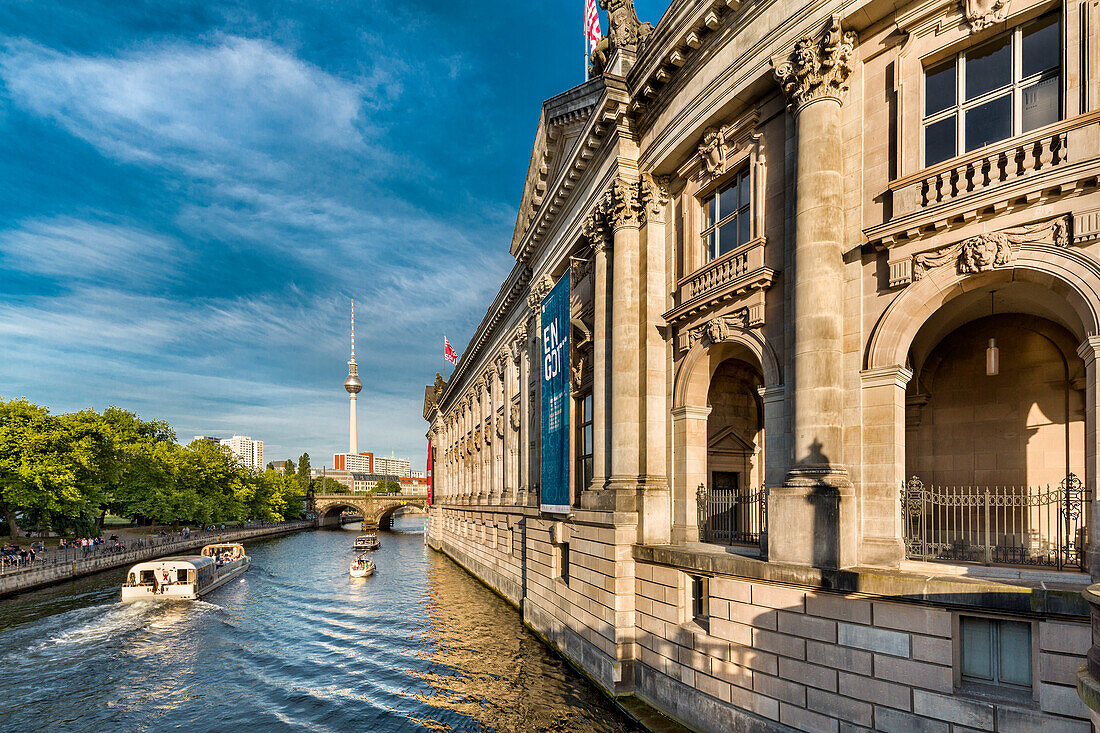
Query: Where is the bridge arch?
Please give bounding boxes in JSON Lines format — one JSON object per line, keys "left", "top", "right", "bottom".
{"left": 313, "top": 494, "right": 430, "bottom": 529}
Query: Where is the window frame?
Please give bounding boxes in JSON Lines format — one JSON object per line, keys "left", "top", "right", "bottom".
{"left": 953, "top": 613, "right": 1039, "bottom": 703}
{"left": 688, "top": 575, "right": 710, "bottom": 631}
{"left": 575, "top": 391, "right": 594, "bottom": 496}
{"left": 921, "top": 11, "right": 1062, "bottom": 168}
{"left": 699, "top": 167, "right": 752, "bottom": 264}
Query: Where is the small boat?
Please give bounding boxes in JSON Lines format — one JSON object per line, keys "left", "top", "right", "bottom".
{"left": 350, "top": 555, "right": 374, "bottom": 577}
{"left": 353, "top": 533, "right": 380, "bottom": 551}
{"left": 121, "top": 543, "right": 250, "bottom": 602}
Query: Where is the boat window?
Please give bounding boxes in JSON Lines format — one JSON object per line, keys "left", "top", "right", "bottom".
{"left": 140, "top": 570, "right": 156, "bottom": 584}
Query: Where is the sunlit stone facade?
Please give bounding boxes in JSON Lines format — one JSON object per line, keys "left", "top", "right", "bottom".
{"left": 424, "top": 0, "right": 1100, "bottom": 729}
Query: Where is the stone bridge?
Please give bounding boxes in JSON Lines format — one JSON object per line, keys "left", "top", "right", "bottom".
{"left": 313, "top": 494, "right": 429, "bottom": 529}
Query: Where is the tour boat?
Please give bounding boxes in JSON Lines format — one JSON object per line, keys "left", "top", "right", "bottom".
{"left": 350, "top": 555, "right": 374, "bottom": 577}
{"left": 353, "top": 533, "right": 380, "bottom": 551}
{"left": 120, "top": 543, "right": 250, "bottom": 601}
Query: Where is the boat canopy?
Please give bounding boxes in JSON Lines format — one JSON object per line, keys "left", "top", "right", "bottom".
{"left": 127, "top": 555, "right": 215, "bottom": 573}
{"left": 201, "top": 543, "right": 245, "bottom": 558}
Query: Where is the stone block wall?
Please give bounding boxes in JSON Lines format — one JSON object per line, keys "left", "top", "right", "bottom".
{"left": 633, "top": 561, "right": 1091, "bottom": 733}
{"left": 429, "top": 507, "right": 526, "bottom": 607}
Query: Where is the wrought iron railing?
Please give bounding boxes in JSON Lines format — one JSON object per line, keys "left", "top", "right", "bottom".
{"left": 900, "top": 474, "right": 1086, "bottom": 570}
{"left": 697, "top": 484, "right": 767, "bottom": 548}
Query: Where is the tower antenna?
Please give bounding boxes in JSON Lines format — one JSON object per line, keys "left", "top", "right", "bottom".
{"left": 344, "top": 298, "right": 362, "bottom": 455}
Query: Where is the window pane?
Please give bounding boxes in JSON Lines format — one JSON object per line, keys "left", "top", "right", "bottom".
{"left": 718, "top": 183, "right": 738, "bottom": 221}
{"left": 705, "top": 231, "right": 715, "bottom": 261}
{"left": 965, "top": 35, "right": 1011, "bottom": 100}
{"left": 583, "top": 424, "right": 592, "bottom": 453}
{"left": 738, "top": 171, "right": 750, "bottom": 210}
{"left": 924, "top": 115, "right": 957, "bottom": 166}
{"left": 717, "top": 220, "right": 738, "bottom": 257}
{"left": 584, "top": 393, "right": 592, "bottom": 418}
{"left": 705, "top": 195, "right": 716, "bottom": 228}
{"left": 998, "top": 621, "right": 1032, "bottom": 687}
{"left": 1022, "top": 13, "right": 1060, "bottom": 79}
{"left": 925, "top": 59, "right": 956, "bottom": 115}
{"left": 965, "top": 95, "right": 1011, "bottom": 152}
{"left": 961, "top": 617, "right": 994, "bottom": 680}
{"left": 1022, "top": 75, "right": 1061, "bottom": 132}
{"left": 738, "top": 211, "right": 750, "bottom": 245}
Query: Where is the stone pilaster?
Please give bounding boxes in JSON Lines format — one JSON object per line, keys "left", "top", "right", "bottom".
{"left": 858, "top": 366, "right": 912, "bottom": 567}
{"left": 770, "top": 16, "right": 858, "bottom": 569}
{"left": 1077, "top": 337, "right": 1100, "bottom": 579}
{"left": 582, "top": 210, "right": 611, "bottom": 503}
{"left": 671, "top": 405, "right": 711, "bottom": 544}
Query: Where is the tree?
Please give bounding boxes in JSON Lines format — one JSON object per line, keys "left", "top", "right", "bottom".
{"left": 0, "top": 399, "right": 85, "bottom": 537}
{"left": 296, "top": 452, "right": 311, "bottom": 490}
{"left": 372, "top": 479, "right": 402, "bottom": 494}
{"left": 312, "top": 476, "right": 347, "bottom": 494}
{"left": 283, "top": 459, "right": 295, "bottom": 477}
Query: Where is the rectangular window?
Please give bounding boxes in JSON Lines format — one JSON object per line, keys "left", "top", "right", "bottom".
{"left": 576, "top": 392, "right": 593, "bottom": 495}
{"left": 922, "top": 12, "right": 1061, "bottom": 167}
{"left": 559, "top": 542, "right": 570, "bottom": 583}
{"left": 960, "top": 616, "right": 1033, "bottom": 694}
{"left": 700, "top": 168, "right": 751, "bottom": 262}
{"left": 691, "top": 575, "right": 710, "bottom": 626}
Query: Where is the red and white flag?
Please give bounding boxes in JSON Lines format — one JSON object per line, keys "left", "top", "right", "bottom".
{"left": 444, "top": 336, "right": 458, "bottom": 365}
{"left": 585, "top": 0, "right": 601, "bottom": 54}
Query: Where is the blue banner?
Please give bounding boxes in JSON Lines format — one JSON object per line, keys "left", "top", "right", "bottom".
{"left": 540, "top": 274, "right": 570, "bottom": 514}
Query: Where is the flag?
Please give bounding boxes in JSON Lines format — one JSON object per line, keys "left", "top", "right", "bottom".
{"left": 444, "top": 335, "right": 458, "bottom": 365}
{"left": 585, "top": 0, "right": 601, "bottom": 54}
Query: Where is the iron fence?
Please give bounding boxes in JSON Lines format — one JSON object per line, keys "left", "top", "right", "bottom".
{"left": 0, "top": 521, "right": 312, "bottom": 577}
{"left": 697, "top": 483, "right": 767, "bottom": 548}
{"left": 900, "top": 474, "right": 1086, "bottom": 570}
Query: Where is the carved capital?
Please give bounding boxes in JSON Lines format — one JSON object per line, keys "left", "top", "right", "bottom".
{"left": 640, "top": 172, "right": 671, "bottom": 219}
{"left": 510, "top": 322, "right": 528, "bottom": 363}
{"left": 608, "top": 177, "right": 644, "bottom": 229}
{"left": 773, "top": 16, "right": 857, "bottom": 111}
{"left": 963, "top": 0, "right": 1010, "bottom": 31}
{"left": 527, "top": 273, "right": 555, "bottom": 314}
{"left": 582, "top": 209, "right": 611, "bottom": 253}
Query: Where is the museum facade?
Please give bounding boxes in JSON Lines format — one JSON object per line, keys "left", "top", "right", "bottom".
{"left": 423, "top": 0, "right": 1100, "bottom": 729}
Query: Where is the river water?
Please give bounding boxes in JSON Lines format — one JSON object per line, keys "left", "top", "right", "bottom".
{"left": 0, "top": 517, "right": 642, "bottom": 733}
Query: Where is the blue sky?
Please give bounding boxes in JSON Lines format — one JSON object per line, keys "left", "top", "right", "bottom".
{"left": 0, "top": 0, "right": 671, "bottom": 466}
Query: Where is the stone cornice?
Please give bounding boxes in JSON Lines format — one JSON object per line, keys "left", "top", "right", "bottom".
{"left": 438, "top": 263, "right": 531, "bottom": 412}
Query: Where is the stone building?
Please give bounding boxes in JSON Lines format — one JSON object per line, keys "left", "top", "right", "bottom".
{"left": 423, "top": 0, "right": 1099, "bottom": 729}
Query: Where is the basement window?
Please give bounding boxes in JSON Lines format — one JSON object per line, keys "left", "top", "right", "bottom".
{"left": 690, "top": 575, "right": 710, "bottom": 630}
{"left": 959, "top": 616, "right": 1033, "bottom": 698}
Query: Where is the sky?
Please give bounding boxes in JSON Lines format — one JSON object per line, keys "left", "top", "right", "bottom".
{"left": 0, "top": 0, "right": 671, "bottom": 466}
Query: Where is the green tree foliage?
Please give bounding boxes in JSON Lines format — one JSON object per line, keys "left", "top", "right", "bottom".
{"left": 296, "top": 452, "right": 311, "bottom": 490}
{"left": 372, "top": 479, "right": 402, "bottom": 494}
{"left": 0, "top": 398, "right": 304, "bottom": 536}
{"left": 312, "top": 476, "right": 349, "bottom": 494}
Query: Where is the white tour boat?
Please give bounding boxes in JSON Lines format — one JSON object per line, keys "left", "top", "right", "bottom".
{"left": 121, "top": 542, "right": 250, "bottom": 602}
{"left": 353, "top": 533, "right": 380, "bottom": 551}
{"left": 350, "top": 555, "right": 375, "bottom": 577}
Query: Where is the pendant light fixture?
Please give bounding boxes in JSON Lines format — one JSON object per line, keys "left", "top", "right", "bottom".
{"left": 986, "top": 290, "right": 999, "bottom": 376}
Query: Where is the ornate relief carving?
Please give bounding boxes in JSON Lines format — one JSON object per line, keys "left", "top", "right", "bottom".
{"left": 698, "top": 126, "right": 727, "bottom": 180}
{"left": 496, "top": 412, "right": 505, "bottom": 439}
{"left": 598, "top": 0, "right": 652, "bottom": 50}
{"left": 773, "top": 15, "right": 857, "bottom": 111}
{"left": 911, "top": 216, "right": 1071, "bottom": 281}
{"left": 484, "top": 417, "right": 492, "bottom": 445}
{"left": 527, "top": 274, "right": 555, "bottom": 313}
{"left": 680, "top": 310, "right": 751, "bottom": 352}
{"left": 963, "top": 0, "right": 1010, "bottom": 31}
{"left": 570, "top": 321, "right": 593, "bottom": 393}
{"left": 509, "top": 322, "right": 528, "bottom": 362}
{"left": 473, "top": 425, "right": 482, "bottom": 451}
{"left": 570, "top": 253, "right": 592, "bottom": 284}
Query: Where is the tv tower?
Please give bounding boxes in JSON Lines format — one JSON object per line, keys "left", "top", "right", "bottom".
{"left": 343, "top": 299, "right": 362, "bottom": 454}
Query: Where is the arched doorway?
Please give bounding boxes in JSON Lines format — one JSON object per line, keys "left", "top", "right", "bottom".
{"left": 671, "top": 328, "right": 780, "bottom": 547}
{"left": 702, "top": 359, "right": 765, "bottom": 546}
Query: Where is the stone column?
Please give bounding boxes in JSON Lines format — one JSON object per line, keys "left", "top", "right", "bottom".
{"left": 858, "top": 366, "right": 912, "bottom": 567}
{"left": 771, "top": 16, "right": 858, "bottom": 569}
{"left": 583, "top": 211, "right": 611, "bottom": 497}
{"left": 1078, "top": 337, "right": 1100, "bottom": 579}
{"left": 605, "top": 177, "right": 643, "bottom": 504}
{"left": 518, "top": 323, "right": 531, "bottom": 506}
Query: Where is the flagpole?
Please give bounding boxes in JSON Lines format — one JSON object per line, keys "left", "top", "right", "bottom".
{"left": 584, "top": 0, "right": 589, "bottom": 81}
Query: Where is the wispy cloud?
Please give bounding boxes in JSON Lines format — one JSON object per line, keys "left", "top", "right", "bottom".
{"left": 0, "top": 36, "right": 373, "bottom": 180}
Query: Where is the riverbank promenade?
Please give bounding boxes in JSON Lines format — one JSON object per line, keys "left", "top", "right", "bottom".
{"left": 0, "top": 520, "right": 313, "bottom": 597}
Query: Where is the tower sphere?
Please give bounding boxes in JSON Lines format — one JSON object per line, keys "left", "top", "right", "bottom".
{"left": 344, "top": 371, "right": 362, "bottom": 394}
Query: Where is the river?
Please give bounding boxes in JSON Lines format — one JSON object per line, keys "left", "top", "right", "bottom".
{"left": 0, "top": 517, "right": 643, "bottom": 733}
